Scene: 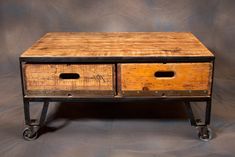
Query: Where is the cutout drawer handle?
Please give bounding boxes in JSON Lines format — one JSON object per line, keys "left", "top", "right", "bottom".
{"left": 154, "top": 71, "right": 175, "bottom": 78}
{"left": 59, "top": 73, "right": 80, "bottom": 79}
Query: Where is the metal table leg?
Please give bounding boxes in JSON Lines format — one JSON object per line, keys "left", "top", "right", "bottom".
{"left": 185, "top": 100, "right": 212, "bottom": 141}
{"left": 22, "top": 101, "right": 49, "bottom": 141}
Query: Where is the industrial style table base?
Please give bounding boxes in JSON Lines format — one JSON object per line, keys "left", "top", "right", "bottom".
{"left": 20, "top": 97, "right": 213, "bottom": 141}
{"left": 19, "top": 32, "right": 215, "bottom": 141}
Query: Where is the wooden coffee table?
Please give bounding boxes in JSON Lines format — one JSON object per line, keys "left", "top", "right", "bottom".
{"left": 20, "top": 32, "right": 215, "bottom": 141}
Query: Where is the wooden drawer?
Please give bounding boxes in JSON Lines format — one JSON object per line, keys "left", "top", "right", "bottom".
{"left": 24, "top": 64, "right": 115, "bottom": 97}
{"left": 118, "top": 63, "right": 212, "bottom": 97}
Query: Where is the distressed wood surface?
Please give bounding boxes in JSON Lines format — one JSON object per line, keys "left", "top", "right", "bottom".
{"left": 24, "top": 64, "right": 115, "bottom": 96}
{"left": 119, "top": 63, "right": 212, "bottom": 96}
{"left": 21, "top": 32, "right": 214, "bottom": 58}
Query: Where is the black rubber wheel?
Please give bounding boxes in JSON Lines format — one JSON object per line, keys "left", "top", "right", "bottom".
{"left": 198, "top": 126, "right": 212, "bottom": 141}
{"left": 22, "top": 127, "right": 38, "bottom": 141}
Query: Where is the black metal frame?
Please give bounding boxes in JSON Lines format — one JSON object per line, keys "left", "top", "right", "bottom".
{"left": 20, "top": 56, "right": 214, "bottom": 63}
{"left": 184, "top": 100, "right": 211, "bottom": 127}
{"left": 19, "top": 55, "right": 215, "bottom": 140}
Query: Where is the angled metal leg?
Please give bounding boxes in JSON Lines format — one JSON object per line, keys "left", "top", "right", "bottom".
{"left": 23, "top": 101, "right": 49, "bottom": 141}
{"left": 184, "top": 100, "right": 212, "bottom": 141}
{"left": 184, "top": 101, "right": 197, "bottom": 126}
{"left": 39, "top": 101, "right": 49, "bottom": 126}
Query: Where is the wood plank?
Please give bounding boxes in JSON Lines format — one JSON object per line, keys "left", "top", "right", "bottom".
{"left": 24, "top": 64, "right": 115, "bottom": 96}
{"left": 119, "top": 63, "right": 212, "bottom": 96}
{"left": 21, "top": 32, "right": 214, "bottom": 58}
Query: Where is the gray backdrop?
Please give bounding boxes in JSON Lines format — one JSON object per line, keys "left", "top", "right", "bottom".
{"left": 0, "top": 0, "right": 235, "bottom": 157}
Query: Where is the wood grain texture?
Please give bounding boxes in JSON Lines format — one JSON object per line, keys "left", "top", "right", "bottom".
{"left": 21, "top": 32, "right": 214, "bottom": 58}
{"left": 119, "top": 63, "right": 212, "bottom": 96}
{"left": 24, "top": 64, "right": 115, "bottom": 96}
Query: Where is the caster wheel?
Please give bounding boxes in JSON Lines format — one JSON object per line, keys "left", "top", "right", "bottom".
{"left": 22, "top": 127, "right": 38, "bottom": 141}
{"left": 197, "top": 126, "right": 212, "bottom": 141}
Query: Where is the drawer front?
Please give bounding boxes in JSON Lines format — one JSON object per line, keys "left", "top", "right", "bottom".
{"left": 24, "top": 64, "right": 115, "bottom": 96}
{"left": 119, "top": 63, "right": 212, "bottom": 97}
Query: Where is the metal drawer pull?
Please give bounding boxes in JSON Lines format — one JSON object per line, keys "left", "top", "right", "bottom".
{"left": 59, "top": 73, "right": 80, "bottom": 79}
{"left": 154, "top": 71, "right": 175, "bottom": 78}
